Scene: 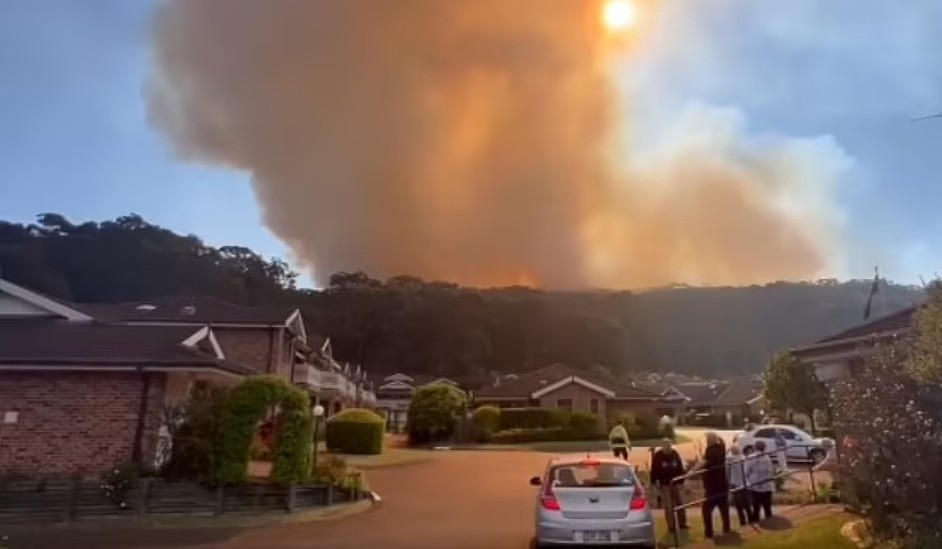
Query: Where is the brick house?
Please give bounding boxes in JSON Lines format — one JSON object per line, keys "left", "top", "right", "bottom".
{"left": 791, "top": 307, "right": 915, "bottom": 383}
{"left": 472, "top": 364, "right": 668, "bottom": 426}
{"left": 81, "top": 296, "right": 375, "bottom": 414}
{"left": 0, "top": 278, "right": 374, "bottom": 475}
{"left": 374, "top": 373, "right": 467, "bottom": 432}
{"left": 677, "top": 378, "right": 764, "bottom": 427}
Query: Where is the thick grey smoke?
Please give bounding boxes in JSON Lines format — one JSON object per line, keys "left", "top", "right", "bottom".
{"left": 148, "top": 0, "right": 848, "bottom": 289}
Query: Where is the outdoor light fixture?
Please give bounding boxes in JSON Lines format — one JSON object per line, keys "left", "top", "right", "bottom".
{"left": 312, "top": 403, "right": 326, "bottom": 468}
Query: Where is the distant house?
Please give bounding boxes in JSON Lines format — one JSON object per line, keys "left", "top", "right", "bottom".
{"left": 791, "top": 307, "right": 915, "bottom": 383}
{"left": 374, "top": 373, "right": 467, "bottom": 432}
{"left": 0, "top": 278, "right": 374, "bottom": 475}
{"left": 677, "top": 378, "right": 764, "bottom": 427}
{"left": 473, "top": 364, "right": 671, "bottom": 425}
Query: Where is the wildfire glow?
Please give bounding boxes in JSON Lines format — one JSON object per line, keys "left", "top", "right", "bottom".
{"left": 602, "top": 0, "right": 638, "bottom": 31}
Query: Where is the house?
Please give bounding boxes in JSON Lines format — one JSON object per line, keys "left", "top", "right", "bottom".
{"left": 374, "top": 373, "right": 467, "bottom": 432}
{"left": 791, "top": 307, "right": 915, "bottom": 383}
{"left": 677, "top": 378, "right": 764, "bottom": 427}
{"left": 472, "top": 364, "right": 669, "bottom": 424}
{"left": 0, "top": 278, "right": 374, "bottom": 475}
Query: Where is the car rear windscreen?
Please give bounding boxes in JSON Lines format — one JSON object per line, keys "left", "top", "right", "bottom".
{"left": 549, "top": 463, "right": 636, "bottom": 488}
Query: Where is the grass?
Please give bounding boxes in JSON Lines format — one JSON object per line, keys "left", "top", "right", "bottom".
{"left": 652, "top": 512, "right": 856, "bottom": 548}
{"left": 464, "top": 434, "right": 691, "bottom": 453}
{"left": 323, "top": 446, "right": 432, "bottom": 469}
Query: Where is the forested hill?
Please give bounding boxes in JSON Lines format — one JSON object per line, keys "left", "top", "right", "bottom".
{"left": 0, "top": 214, "right": 924, "bottom": 380}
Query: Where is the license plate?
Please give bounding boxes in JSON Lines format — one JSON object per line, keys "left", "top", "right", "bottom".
{"left": 578, "top": 530, "right": 612, "bottom": 542}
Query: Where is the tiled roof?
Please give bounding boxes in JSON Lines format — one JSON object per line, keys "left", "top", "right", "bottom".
{"left": 677, "top": 382, "right": 729, "bottom": 406}
{"left": 817, "top": 306, "right": 915, "bottom": 343}
{"left": 77, "top": 296, "right": 296, "bottom": 325}
{"left": 0, "top": 319, "right": 255, "bottom": 376}
{"left": 474, "top": 364, "right": 660, "bottom": 400}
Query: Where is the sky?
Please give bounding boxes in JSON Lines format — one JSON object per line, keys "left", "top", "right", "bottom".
{"left": 1, "top": 0, "right": 941, "bottom": 287}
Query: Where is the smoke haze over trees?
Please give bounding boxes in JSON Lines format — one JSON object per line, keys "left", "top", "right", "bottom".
{"left": 0, "top": 214, "right": 922, "bottom": 381}
{"left": 148, "top": 0, "right": 850, "bottom": 290}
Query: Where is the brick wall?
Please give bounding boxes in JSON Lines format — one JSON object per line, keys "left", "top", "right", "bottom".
{"left": 0, "top": 372, "right": 165, "bottom": 475}
{"left": 213, "top": 328, "right": 278, "bottom": 374}
{"left": 538, "top": 383, "right": 609, "bottom": 425}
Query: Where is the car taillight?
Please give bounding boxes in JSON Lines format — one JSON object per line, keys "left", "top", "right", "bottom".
{"left": 629, "top": 483, "right": 647, "bottom": 511}
{"left": 541, "top": 484, "right": 561, "bottom": 511}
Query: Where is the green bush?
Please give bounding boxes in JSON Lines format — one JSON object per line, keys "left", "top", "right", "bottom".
{"left": 470, "top": 405, "right": 501, "bottom": 442}
{"left": 215, "top": 376, "right": 313, "bottom": 484}
{"left": 498, "top": 407, "right": 570, "bottom": 430}
{"left": 407, "top": 383, "right": 467, "bottom": 445}
{"left": 490, "top": 427, "right": 605, "bottom": 444}
{"left": 326, "top": 408, "right": 385, "bottom": 455}
{"left": 569, "top": 411, "right": 600, "bottom": 434}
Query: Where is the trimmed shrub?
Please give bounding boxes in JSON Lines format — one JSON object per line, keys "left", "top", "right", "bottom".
{"left": 326, "top": 408, "right": 385, "bottom": 455}
{"left": 216, "top": 376, "right": 313, "bottom": 484}
{"left": 470, "top": 405, "right": 501, "bottom": 442}
{"left": 490, "top": 427, "right": 603, "bottom": 444}
{"left": 498, "top": 407, "right": 570, "bottom": 430}
{"left": 407, "top": 383, "right": 467, "bottom": 445}
{"left": 569, "top": 412, "right": 600, "bottom": 435}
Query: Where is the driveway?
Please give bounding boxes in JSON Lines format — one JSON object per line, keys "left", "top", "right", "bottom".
{"left": 196, "top": 432, "right": 726, "bottom": 549}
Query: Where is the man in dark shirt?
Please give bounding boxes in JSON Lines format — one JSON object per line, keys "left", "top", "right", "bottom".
{"left": 692, "top": 431, "right": 731, "bottom": 539}
{"left": 650, "top": 438, "right": 688, "bottom": 532}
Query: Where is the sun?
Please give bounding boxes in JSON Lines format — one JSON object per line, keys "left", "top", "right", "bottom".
{"left": 602, "top": 0, "right": 638, "bottom": 31}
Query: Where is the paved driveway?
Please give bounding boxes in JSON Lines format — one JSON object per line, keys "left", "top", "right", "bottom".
{"left": 198, "top": 433, "right": 728, "bottom": 549}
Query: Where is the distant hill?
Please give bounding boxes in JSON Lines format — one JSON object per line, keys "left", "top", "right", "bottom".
{"left": 635, "top": 280, "right": 923, "bottom": 375}
{"left": 0, "top": 213, "right": 924, "bottom": 380}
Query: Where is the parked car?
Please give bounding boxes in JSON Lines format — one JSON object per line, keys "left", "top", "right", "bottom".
{"left": 733, "top": 424, "right": 835, "bottom": 463}
{"left": 529, "top": 455, "right": 655, "bottom": 548}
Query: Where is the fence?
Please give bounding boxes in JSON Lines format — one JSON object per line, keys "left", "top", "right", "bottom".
{"left": 0, "top": 477, "right": 367, "bottom": 525}
{"left": 656, "top": 443, "right": 834, "bottom": 548}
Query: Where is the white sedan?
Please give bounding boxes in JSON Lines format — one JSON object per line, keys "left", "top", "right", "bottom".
{"left": 733, "top": 424, "right": 835, "bottom": 464}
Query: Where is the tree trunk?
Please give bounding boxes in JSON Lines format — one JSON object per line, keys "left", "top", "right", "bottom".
{"left": 807, "top": 408, "right": 817, "bottom": 435}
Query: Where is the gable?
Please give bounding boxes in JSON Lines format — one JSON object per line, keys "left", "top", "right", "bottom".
{"left": 384, "top": 373, "right": 415, "bottom": 383}
{"left": 532, "top": 376, "right": 616, "bottom": 399}
{"left": 0, "top": 280, "right": 91, "bottom": 321}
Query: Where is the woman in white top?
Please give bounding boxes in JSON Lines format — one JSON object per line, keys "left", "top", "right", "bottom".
{"left": 726, "top": 445, "right": 752, "bottom": 526}
{"left": 746, "top": 441, "right": 775, "bottom": 520}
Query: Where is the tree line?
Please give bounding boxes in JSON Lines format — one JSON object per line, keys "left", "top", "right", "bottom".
{"left": 0, "top": 213, "right": 924, "bottom": 382}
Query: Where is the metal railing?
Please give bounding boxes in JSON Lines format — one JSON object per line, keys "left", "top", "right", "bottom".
{"left": 654, "top": 443, "right": 833, "bottom": 548}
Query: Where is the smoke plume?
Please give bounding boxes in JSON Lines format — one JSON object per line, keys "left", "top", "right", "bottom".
{"left": 148, "top": 0, "right": 849, "bottom": 289}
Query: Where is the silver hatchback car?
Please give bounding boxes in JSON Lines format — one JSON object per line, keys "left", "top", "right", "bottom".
{"left": 529, "top": 455, "right": 656, "bottom": 548}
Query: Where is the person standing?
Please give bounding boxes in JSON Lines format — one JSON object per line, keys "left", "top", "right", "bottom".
{"left": 608, "top": 420, "right": 631, "bottom": 460}
{"left": 691, "top": 432, "right": 731, "bottom": 539}
{"left": 726, "top": 445, "right": 752, "bottom": 526}
{"left": 651, "top": 438, "right": 688, "bottom": 533}
{"left": 747, "top": 440, "right": 775, "bottom": 520}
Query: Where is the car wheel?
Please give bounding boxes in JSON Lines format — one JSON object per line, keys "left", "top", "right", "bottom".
{"left": 809, "top": 449, "right": 826, "bottom": 464}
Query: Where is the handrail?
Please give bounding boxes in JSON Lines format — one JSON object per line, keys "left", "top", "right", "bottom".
{"left": 657, "top": 442, "right": 828, "bottom": 548}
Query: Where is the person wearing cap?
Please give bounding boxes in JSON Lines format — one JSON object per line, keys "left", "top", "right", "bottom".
{"left": 651, "top": 438, "right": 688, "bottom": 532}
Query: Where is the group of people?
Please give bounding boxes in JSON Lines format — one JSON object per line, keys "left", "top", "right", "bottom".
{"left": 608, "top": 423, "right": 781, "bottom": 540}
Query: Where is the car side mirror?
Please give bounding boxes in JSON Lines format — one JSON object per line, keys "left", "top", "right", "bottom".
{"left": 529, "top": 476, "right": 542, "bottom": 486}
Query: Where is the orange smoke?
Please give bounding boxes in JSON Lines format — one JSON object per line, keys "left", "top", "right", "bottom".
{"left": 148, "top": 0, "right": 846, "bottom": 289}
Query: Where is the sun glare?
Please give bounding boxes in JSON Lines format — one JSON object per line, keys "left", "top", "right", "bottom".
{"left": 602, "top": 0, "right": 638, "bottom": 31}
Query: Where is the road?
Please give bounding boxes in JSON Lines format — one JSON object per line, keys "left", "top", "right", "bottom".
{"left": 195, "top": 430, "right": 730, "bottom": 549}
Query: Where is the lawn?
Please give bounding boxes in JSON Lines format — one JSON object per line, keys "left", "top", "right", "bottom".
{"left": 467, "top": 434, "right": 691, "bottom": 453}
{"left": 652, "top": 512, "right": 856, "bottom": 548}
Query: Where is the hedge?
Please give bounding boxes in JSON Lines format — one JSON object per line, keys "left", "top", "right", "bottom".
{"left": 569, "top": 412, "right": 600, "bottom": 435}
{"left": 216, "top": 376, "right": 313, "bottom": 484}
{"left": 407, "top": 383, "right": 467, "bottom": 445}
{"left": 490, "top": 427, "right": 604, "bottom": 444}
{"left": 498, "top": 408, "right": 570, "bottom": 430}
{"left": 326, "top": 408, "right": 385, "bottom": 455}
{"left": 470, "top": 405, "right": 501, "bottom": 442}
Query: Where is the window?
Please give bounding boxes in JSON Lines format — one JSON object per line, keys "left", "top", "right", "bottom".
{"left": 556, "top": 398, "right": 573, "bottom": 411}
{"left": 550, "top": 463, "right": 635, "bottom": 487}
{"left": 755, "top": 428, "right": 776, "bottom": 439}
{"left": 590, "top": 398, "right": 601, "bottom": 414}
{"left": 779, "top": 428, "right": 799, "bottom": 440}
